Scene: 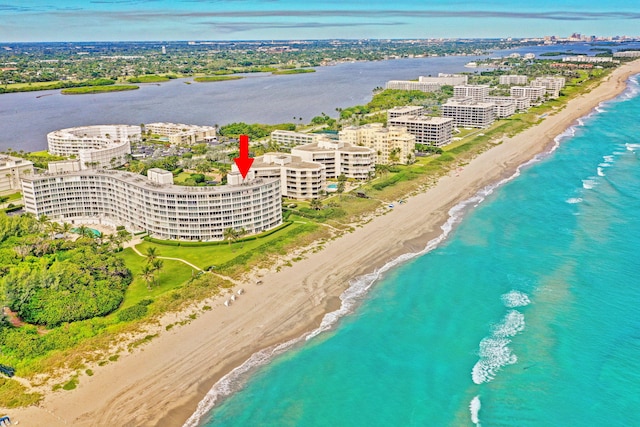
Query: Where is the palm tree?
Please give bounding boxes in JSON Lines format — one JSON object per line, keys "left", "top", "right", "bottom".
{"left": 141, "top": 264, "right": 155, "bottom": 290}
{"left": 61, "top": 222, "right": 72, "bottom": 239}
{"left": 310, "top": 198, "right": 322, "bottom": 211}
{"left": 151, "top": 259, "right": 164, "bottom": 286}
{"left": 224, "top": 227, "right": 239, "bottom": 246}
{"left": 145, "top": 247, "right": 158, "bottom": 263}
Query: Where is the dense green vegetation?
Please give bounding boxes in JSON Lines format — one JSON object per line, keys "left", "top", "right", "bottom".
{"left": 0, "top": 149, "right": 67, "bottom": 169}
{"left": 61, "top": 84, "right": 139, "bottom": 94}
{"left": 194, "top": 75, "right": 244, "bottom": 82}
{"left": 127, "top": 74, "right": 175, "bottom": 83}
{"left": 0, "top": 215, "right": 132, "bottom": 327}
{"left": 272, "top": 68, "right": 316, "bottom": 75}
{"left": 218, "top": 122, "right": 297, "bottom": 140}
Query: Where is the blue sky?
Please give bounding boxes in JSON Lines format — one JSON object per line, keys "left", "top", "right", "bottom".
{"left": 1, "top": 0, "right": 640, "bottom": 42}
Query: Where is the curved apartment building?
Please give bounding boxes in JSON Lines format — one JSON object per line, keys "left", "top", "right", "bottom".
{"left": 21, "top": 169, "right": 282, "bottom": 241}
{"left": 47, "top": 125, "right": 140, "bottom": 169}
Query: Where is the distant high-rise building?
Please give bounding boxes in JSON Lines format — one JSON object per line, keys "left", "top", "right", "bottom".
{"left": 161, "top": 45, "right": 166, "bottom": 54}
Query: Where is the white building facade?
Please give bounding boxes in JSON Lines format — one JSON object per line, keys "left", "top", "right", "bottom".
{"left": 0, "top": 155, "right": 34, "bottom": 195}
{"left": 20, "top": 169, "right": 282, "bottom": 241}
{"left": 499, "top": 75, "right": 528, "bottom": 85}
{"left": 292, "top": 139, "right": 375, "bottom": 180}
{"left": 339, "top": 124, "right": 416, "bottom": 165}
{"left": 453, "top": 85, "right": 490, "bottom": 103}
{"left": 442, "top": 101, "right": 496, "bottom": 128}
{"left": 388, "top": 115, "right": 453, "bottom": 147}
{"left": 144, "top": 122, "right": 217, "bottom": 145}
{"left": 47, "top": 125, "right": 138, "bottom": 170}
{"left": 270, "top": 130, "right": 321, "bottom": 146}
{"left": 510, "top": 86, "right": 547, "bottom": 105}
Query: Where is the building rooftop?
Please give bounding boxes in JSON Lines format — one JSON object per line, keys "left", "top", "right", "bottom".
{"left": 389, "top": 115, "right": 453, "bottom": 124}
{"left": 253, "top": 153, "right": 324, "bottom": 170}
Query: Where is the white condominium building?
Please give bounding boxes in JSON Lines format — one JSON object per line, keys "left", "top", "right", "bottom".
{"left": 419, "top": 74, "right": 468, "bottom": 86}
{"left": 485, "top": 96, "right": 531, "bottom": 111}
{"left": 499, "top": 75, "right": 528, "bottom": 85}
{"left": 387, "top": 106, "right": 425, "bottom": 120}
{"left": 614, "top": 51, "right": 640, "bottom": 58}
{"left": 233, "top": 153, "right": 326, "bottom": 200}
{"left": 20, "top": 169, "right": 282, "bottom": 241}
{"left": 144, "top": 122, "right": 217, "bottom": 145}
{"left": 270, "top": 130, "right": 320, "bottom": 146}
{"left": 388, "top": 115, "right": 453, "bottom": 147}
{"left": 442, "top": 100, "right": 496, "bottom": 128}
{"left": 453, "top": 85, "right": 490, "bottom": 103}
{"left": 562, "top": 56, "right": 613, "bottom": 63}
{"left": 47, "top": 125, "right": 139, "bottom": 170}
{"left": 291, "top": 139, "right": 374, "bottom": 180}
{"left": 532, "top": 76, "right": 566, "bottom": 98}
{"left": 510, "top": 86, "right": 546, "bottom": 104}
{"left": 385, "top": 80, "right": 442, "bottom": 92}
{"left": 340, "top": 123, "right": 416, "bottom": 165}
{"left": 0, "top": 155, "right": 34, "bottom": 195}
{"left": 492, "top": 101, "right": 516, "bottom": 118}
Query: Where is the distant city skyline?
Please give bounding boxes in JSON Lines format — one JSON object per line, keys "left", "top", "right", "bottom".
{"left": 1, "top": 0, "right": 640, "bottom": 42}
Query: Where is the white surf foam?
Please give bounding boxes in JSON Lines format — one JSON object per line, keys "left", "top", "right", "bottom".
{"left": 597, "top": 167, "right": 605, "bottom": 177}
{"left": 472, "top": 337, "right": 518, "bottom": 384}
{"left": 501, "top": 290, "right": 531, "bottom": 308}
{"left": 626, "top": 143, "right": 640, "bottom": 152}
{"left": 470, "top": 395, "right": 481, "bottom": 426}
{"left": 566, "top": 197, "right": 583, "bottom": 204}
{"left": 603, "top": 155, "right": 614, "bottom": 163}
{"left": 492, "top": 310, "right": 526, "bottom": 338}
{"left": 582, "top": 178, "right": 596, "bottom": 189}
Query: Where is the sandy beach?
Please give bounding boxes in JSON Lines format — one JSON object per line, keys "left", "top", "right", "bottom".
{"left": 7, "top": 59, "right": 640, "bottom": 426}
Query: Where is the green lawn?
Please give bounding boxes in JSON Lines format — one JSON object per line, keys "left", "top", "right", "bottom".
{"left": 127, "top": 75, "right": 173, "bottom": 83}
{"left": 117, "top": 248, "right": 195, "bottom": 308}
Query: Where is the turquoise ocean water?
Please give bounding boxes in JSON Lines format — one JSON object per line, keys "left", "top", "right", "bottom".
{"left": 187, "top": 77, "right": 640, "bottom": 427}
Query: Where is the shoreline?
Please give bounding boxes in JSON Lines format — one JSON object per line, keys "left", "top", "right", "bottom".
{"left": 7, "top": 59, "right": 640, "bottom": 426}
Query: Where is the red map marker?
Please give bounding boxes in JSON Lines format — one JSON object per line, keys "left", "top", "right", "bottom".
{"left": 234, "top": 134, "right": 254, "bottom": 178}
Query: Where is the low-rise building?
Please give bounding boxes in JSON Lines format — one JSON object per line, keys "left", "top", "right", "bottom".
{"left": 387, "top": 106, "right": 425, "bottom": 120}
{"left": 388, "top": 115, "right": 453, "bottom": 147}
{"left": 418, "top": 74, "right": 468, "bottom": 86}
{"left": 442, "top": 100, "right": 496, "bottom": 128}
{"left": 385, "top": 80, "right": 441, "bottom": 92}
{"left": 510, "top": 86, "right": 547, "bottom": 105}
{"left": 270, "top": 130, "right": 320, "bottom": 146}
{"left": 47, "top": 125, "right": 138, "bottom": 170}
{"left": 234, "top": 153, "right": 326, "bottom": 200}
{"left": 339, "top": 123, "right": 416, "bottom": 164}
{"left": 144, "top": 122, "right": 217, "bottom": 145}
{"left": 20, "top": 169, "right": 282, "bottom": 241}
{"left": 0, "top": 155, "right": 34, "bottom": 195}
{"left": 562, "top": 56, "right": 614, "bottom": 63}
{"left": 614, "top": 51, "right": 640, "bottom": 58}
{"left": 492, "top": 101, "right": 517, "bottom": 118}
{"left": 485, "top": 96, "right": 531, "bottom": 111}
{"left": 499, "top": 75, "right": 529, "bottom": 85}
{"left": 291, "top": 139, "right": 374, "bottom": 180}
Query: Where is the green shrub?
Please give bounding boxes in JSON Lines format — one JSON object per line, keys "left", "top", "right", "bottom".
{"left": 117, "top": 304, "right": 148, "bottom": 322}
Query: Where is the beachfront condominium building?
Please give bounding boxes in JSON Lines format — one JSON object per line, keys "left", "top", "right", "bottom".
{"left": 499, "top": 75, "right": 529, "bottom": 85}
{"left": 270, "top": 130, "right": 321, "bottom": 147}
{"left": 233, "top": 153, "right": 326, "bottom": 200}
{"left": 387, "top": 106, "right": 425, "bottom": 120}
{"left": 442, "top": 100, "right": 496, "bottom": 128}
{"left": 388, "top": 115, "right": 453, "bottom": 147}
{"left": 532, "top": 76, "right": 566, "bottom": 98}
{"left": 485, "top": 96, "right": 531, "bottom": 111}
{"left": 47, "top": 125, "right": 139, "bottom": 170}
{"left": 419, "top": 74, "right": 468, "bottom": 86}
{"left": 385, "top": 80, "right": 441, "bottom": 92}
{"left": 614, "top": 51, "right": 640, "bottom": 58}
{"left": 510, "top": 86, "right": 547, "bottom": 105}
{"left": 386, "top": 74, "right": 467, "bottom": 93}
{"left": 144, "top": 122, "right": 217, "bottom": 145}
{"left": 339, "top": 124, "right": 416, "bottom": 165}
{"left": 20, "top": 168, "right": 282, "bottom": 241}
{"left": 291, "top": 139, "right": 374, "bottom": 180}
{"left": 453, "top": 85, "right": 490, "bottom": 103}
{"left": 492, "top": 101, "right": 517, "bottom": 118}
{"left": 0, "top": 155, "right": 34, "bottom": 195}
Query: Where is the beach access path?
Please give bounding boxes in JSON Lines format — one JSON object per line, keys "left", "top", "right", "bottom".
{"left": 8, "top": 59, "right": 640, "bottom": 426}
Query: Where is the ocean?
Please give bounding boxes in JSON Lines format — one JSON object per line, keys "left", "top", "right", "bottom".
{"left": 185, "top": 76, "right": 640, "bottom": 427}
